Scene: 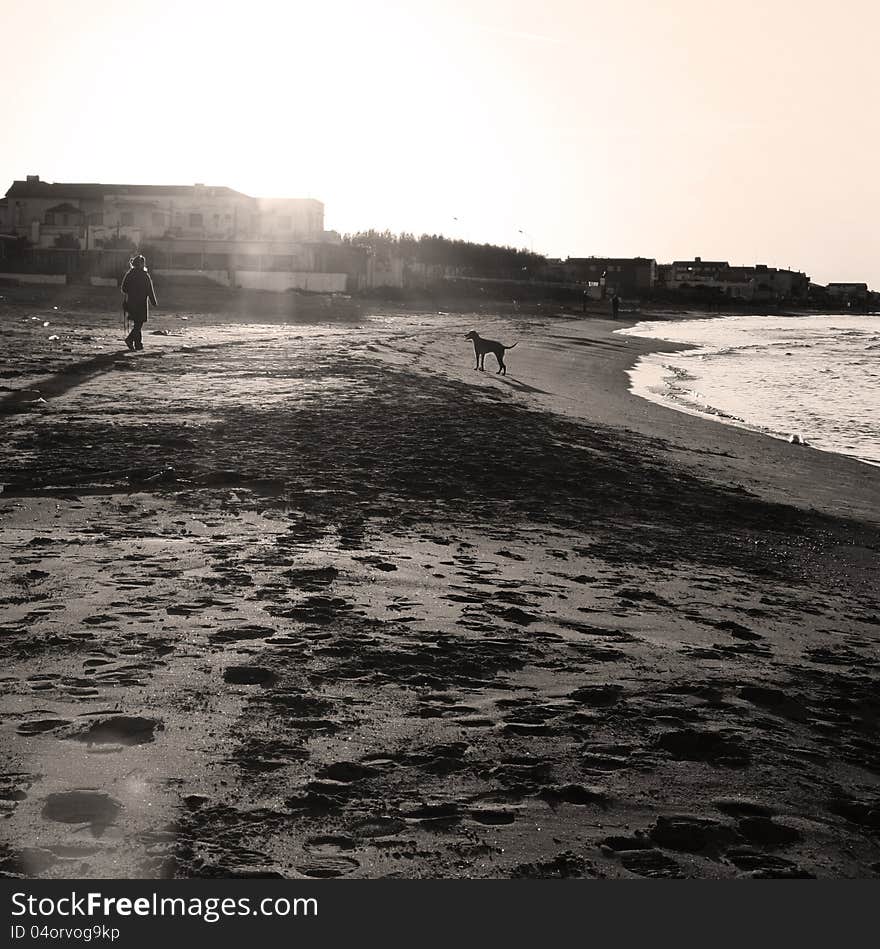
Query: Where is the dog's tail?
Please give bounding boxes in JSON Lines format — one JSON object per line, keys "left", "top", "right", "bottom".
{"left": 504, "top": 341, "right": 518, "bottom": 350}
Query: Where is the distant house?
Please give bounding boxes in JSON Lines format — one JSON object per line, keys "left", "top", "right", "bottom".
{"left": 718, "top": 265, "right": 756, "bottom": 300}
{"left": 255, "top": 197, "right": 325, "bottom": 241}
{"left": 664, "top": 257, "right": 729, "bottom": 289}
{"left": 754, "top": 265, "right": 810, "bottom": 302}
{"left": 826, "top": 282, "right": 870, "bottom": 308}
{"left": 658, "top": 256, "right": 809, "bottom": 302}
{"left": 3, "top": 175, "right": 324, "bottom": 250}
{"left": 560, "top": 256, "right": 656, "bottom": 295}
{"left": 40, "top": 202, "right": 86, "bottom": 246}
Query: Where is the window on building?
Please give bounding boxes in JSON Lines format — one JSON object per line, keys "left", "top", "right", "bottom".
{"left": 213, "top": 214, "right": 220, "bottom": 227}
{"left": 190, "top": 213, "right": 203, "bottom": 228}
{"left": 152, "top": 212, "right": 164, "bottom": 228}
{"left": 90, "top": 213, "right": 103, "bottom": 226}
{"left": 45, "top": 212, "right": 55, "bottom": 225}
{"left": 121, "top": 212, "right": 134, "bottom": 226}
{"left": 278, "top": 216, "right": 292, "bottom": 231}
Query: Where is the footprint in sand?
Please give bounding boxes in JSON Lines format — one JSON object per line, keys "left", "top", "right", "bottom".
{"left": 656, "top": 729, "right": 750, "bottom": 767}
{"left": 511, "top": 851, "right": 592, "bottom": 879}
{"left": 223, "top": 666, "right": 277, "bottom": 686}
{"left": 0, "top": 773, "right": 34, "bottom": 811}
{"left": 619, "top": 849, "right": 684, "bottom": 879}
{"left": 469, "top": 808, "right": 517, "bottom": 826}
{"left": 316, "top": 762, "right": 376, "bottom": 783}
{"left": 27, "top": 674, "right": 60, "bottom": 692}
{"left": 296, "top": 856, "right": 359, "bottom": 878}
{"left": 209, "top": 624, "right": 276, "bottom": 645}
{"left": 304, "top": 835, "right": 358, "bottom": 855}
{"left": 649, "top": 815, "right": 737, "bottom": 854}
{"left": 403, "top": 803, "right": 462, "bottom": 829}
{"left": 60, "top": 679, "right": 100, "bottom": 698}
{"left": 42, "top": 790, "right": 122, "bottom": 835}
{"left": 540, "top": 784, "right": 609, "bottom": 808}
{"left": 568, "top": 684, "right": 624, "bottom": 707}
{"left": 349, "top": 816, "right": 407, "bottom": 839}
{"left": 82, "top": 614, "right": 117, "bottom": 626}
{"left": 736, "top": 817, "right": 802, "bottom": 848}
{"left": 0, "top": 847, "right": 58, "bottom": 876}
{"left": 17, "top": 718, "right": 71, "bottom": 737}
{"left": 352, "top": 555, "right": 397, "bottom": 572}
{"left": 73, "top": 715, "right": 163, "bottom": 746}
{"left": 263, "top": 692, "right": 334, "bottom": 717}
{"left": 712, "top": 798, "right": 775, "bottom": 818}
{"left": 725, "top": 849, "right": 814, "bottom": 878}
{"left": 600, "top": 834, "right": 654, "bottom": 853}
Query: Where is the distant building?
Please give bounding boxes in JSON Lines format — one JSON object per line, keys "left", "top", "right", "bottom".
{"left": 754, "top": 264, "right": 810, "bottom": 302}
{"left": 3, "top": 175, "right": 324, "bottom": 250}
{"left": 559, "top": 257, "right": 656, "bottom": 295}
{"left": 255, "top": 197, "right": 324, "bottom": 242}
{"left": 717, "top": 265, "right": 756, "bottom": 300}
{"left": 658, "top": 256, "right": 808, "bottom": 302}
{"left": 664, "top": 257, "right": 730, "bottom": 289}
{"left": 826, "top": 282, "right": 870, "bottom": 308}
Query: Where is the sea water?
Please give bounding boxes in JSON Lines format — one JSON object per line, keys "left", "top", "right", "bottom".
{"left": 617, "top": 313, "right": 880, "bottom": 466}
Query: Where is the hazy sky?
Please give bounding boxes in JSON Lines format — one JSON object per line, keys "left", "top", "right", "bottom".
{"left": 2, "top": 0, "right": 877, "bottom": 285}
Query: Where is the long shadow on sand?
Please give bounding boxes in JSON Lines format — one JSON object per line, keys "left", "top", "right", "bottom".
{"left": 0, "top": 337, "right": 279, "bottom": 413}
{"left": 547, "top": 334, "right": 631, "bottom": 350}
{"left": 496, "top": 377, "right": 552, "bottom": 395}
{"left": 0, "top": 350, "right": 133, "bottom": 411}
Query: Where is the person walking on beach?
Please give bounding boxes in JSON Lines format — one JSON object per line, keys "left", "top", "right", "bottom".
{"left": 121, "top": 254, "right": 157, "bottom": 351}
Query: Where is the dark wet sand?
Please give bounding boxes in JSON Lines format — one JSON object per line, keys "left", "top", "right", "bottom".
{"left": 1, "top": 286, "right": 878, "bottom": 879}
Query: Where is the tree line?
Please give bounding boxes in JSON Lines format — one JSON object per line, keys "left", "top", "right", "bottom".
{"left": 342, "top": 230, "right": 546, "bottom": 277}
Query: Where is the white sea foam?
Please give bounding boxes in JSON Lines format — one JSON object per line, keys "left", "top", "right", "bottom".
{"left": 617, "top": 313, "right": 880, "bottom": 466}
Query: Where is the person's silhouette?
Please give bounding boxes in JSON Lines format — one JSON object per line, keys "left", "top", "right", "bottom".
{"left": 121, "top": 254, "right": 157, "bottom": 351}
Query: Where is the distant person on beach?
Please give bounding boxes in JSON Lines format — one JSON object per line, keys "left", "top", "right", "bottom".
{"left": 121, "top": 254, "right": 157, "bottom": 351}
{"left": 611, "top": 292, "right": 620, "bottom": 319}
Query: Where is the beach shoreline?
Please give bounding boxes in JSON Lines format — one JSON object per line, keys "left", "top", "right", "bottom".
{"left": 616, "top": 312, "right": 880, "bottom": 470}
{"left": 1, "top": 289, "right": 878, "bottom": 879}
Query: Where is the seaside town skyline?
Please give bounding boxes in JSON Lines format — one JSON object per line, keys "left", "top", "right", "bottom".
{"left": 1, "top": 174, "right": 875, "bottom": 309}
{"left": 2, "top": 0, "right": 878, "bottom": 290}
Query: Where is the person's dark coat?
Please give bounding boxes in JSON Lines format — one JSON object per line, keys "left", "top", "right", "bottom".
{"left": 122, "top": 268, "right": 157, "bottom": 322}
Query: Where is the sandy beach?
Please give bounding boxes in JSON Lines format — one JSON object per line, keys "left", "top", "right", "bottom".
{"left": 1, "top": 285, "right": 878, "bottom": 879}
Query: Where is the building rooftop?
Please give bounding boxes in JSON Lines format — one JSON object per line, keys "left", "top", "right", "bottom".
{"left": 6, "top": 176, "right": 251, "bottom": 201}
{"left": 565, "top": 256, "right": 656, "bottom": 264}
{"left": 45, "top": 202, "right": 83, "bottom": 214}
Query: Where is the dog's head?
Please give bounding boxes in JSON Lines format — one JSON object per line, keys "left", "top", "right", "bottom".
{"left": 465, "top": 331, "right": 478, "bottom": 340}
